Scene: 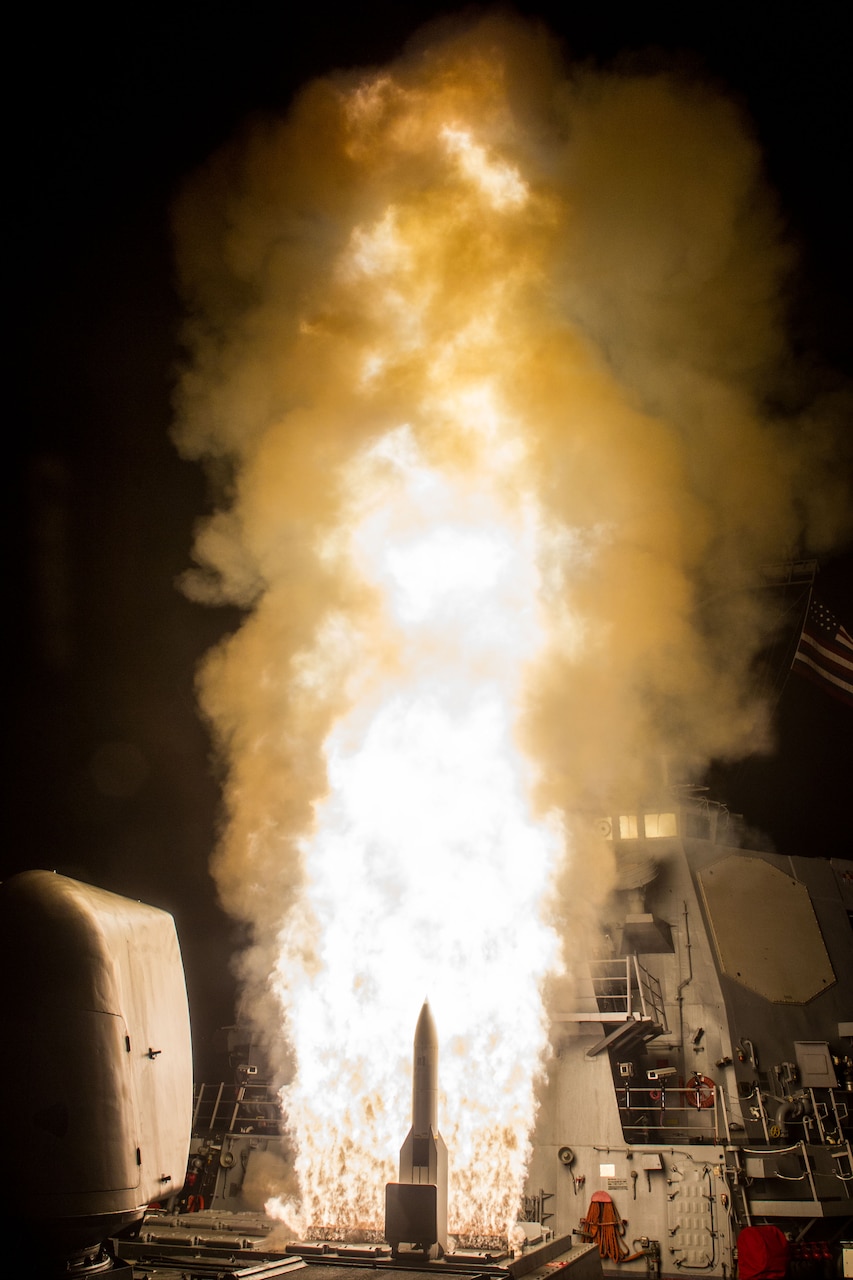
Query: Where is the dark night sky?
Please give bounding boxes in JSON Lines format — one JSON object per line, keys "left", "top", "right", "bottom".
{"left": 9, "top": 5, "right": 853, "bottom": 1077}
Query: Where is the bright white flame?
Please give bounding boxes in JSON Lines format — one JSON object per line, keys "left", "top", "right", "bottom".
{"left": 270, "top": 424, "right": 565, "bottom": 1238}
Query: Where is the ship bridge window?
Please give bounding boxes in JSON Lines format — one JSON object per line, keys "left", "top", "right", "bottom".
{"left": 619, "top": 814, "right": 639, "bottom": 839}
{"left": 644, "top": 813, "right": 677, "bottom": 838}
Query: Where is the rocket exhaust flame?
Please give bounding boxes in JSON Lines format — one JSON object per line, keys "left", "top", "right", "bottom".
{"left": 173, "top": 10, "right": 852, "bottom": 1251}
{"left": 265, "top": 419, "right": 562, "bottom": 1239}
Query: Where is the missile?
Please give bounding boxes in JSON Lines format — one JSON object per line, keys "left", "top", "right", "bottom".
{"left": 385, "top": 1000, "right": 448, "bottom": 1257}
{"left": 400, "top": 1000, "right": 443, "bottom": 1179}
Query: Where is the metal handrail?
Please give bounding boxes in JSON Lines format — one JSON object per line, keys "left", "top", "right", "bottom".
{"left": 737, "top": 1138, "right": 853, "bottom": 1210}
{"left": 635, "top": 960, "right": 666, "bottom": 1029}
{"left": 566, "top": 957, "right": 668, "bottom": 1030}
{"left": 616, "top": 1083, "right": 721, "bottom": 1137}
{"left": 192, "top": 1081, "right": 281, "bottom": 1134}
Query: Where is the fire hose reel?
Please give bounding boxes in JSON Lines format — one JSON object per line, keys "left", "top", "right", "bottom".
{"left": 558, "top": 1146, "right": 575, "bottom": 1166}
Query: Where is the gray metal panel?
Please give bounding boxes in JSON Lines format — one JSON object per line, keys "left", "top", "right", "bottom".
{"left": 794, "top": 1041, "right": 839, "bottom": 1087}
{"left": 698, "top": 855, "right": 835, "bottom": 1002}
{"left": 745, "top": 1199, "right": 853, "bottom": 1217}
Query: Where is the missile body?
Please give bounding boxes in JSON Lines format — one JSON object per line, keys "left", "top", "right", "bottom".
{"left": 385, "top": 1000, "right": 448, "bottom": 1256}
{"left": 412, "top": 999, "right": 438, "bottom": 1136}
{"left": 399, "top": 1000, "right": 447, "bottom": 1185}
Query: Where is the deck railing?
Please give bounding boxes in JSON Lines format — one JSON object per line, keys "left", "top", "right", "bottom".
{"left": 192, "top": 1081, "right": 281, "bottom": 1135}
{"left": 566, "top": 956, "right": 667, "bottom": 1032}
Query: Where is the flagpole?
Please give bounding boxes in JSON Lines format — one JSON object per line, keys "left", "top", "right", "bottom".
{"left": 793, "top": 580, "right": 815, "bottom": 669}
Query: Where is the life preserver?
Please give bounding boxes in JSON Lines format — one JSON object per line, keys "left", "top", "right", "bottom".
{"left": 691, "top": 1074, "right": 715, "bottom": 1109}
{"left": 648, "top": 1089, "right": 662, "bottom": 1103}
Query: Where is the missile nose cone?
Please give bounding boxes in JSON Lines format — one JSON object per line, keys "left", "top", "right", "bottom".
{"left": 415, "top": 999, "right": 437, "bottom": 1045}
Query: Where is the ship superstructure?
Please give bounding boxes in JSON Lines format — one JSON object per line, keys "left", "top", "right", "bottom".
{"left": 526, "top": 798, "right": 853, "bottom": 1275}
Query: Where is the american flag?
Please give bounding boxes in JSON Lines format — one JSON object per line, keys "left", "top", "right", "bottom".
{"left": 792, "top": 595, "right": 853, "bottom": 707}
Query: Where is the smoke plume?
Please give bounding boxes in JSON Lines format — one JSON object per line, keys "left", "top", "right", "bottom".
{"left": 172, "top": 12, "right": 851, "bottom": 1239}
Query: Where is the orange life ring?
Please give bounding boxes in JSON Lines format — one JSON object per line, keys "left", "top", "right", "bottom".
{"left": 691, "top": 1074, "right": 715, "bottom": 1109}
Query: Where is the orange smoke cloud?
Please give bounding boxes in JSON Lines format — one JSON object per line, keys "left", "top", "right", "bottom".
{"left": 171, "top": 12, "right": 851, "bottom": 1241}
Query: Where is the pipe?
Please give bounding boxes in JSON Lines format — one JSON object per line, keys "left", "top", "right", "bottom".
{"left": 773, "top": 1093, "right": 811, "bottom": 1138}
{"left": 676, "top": 902, "right": 693, "bottom": 1054}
